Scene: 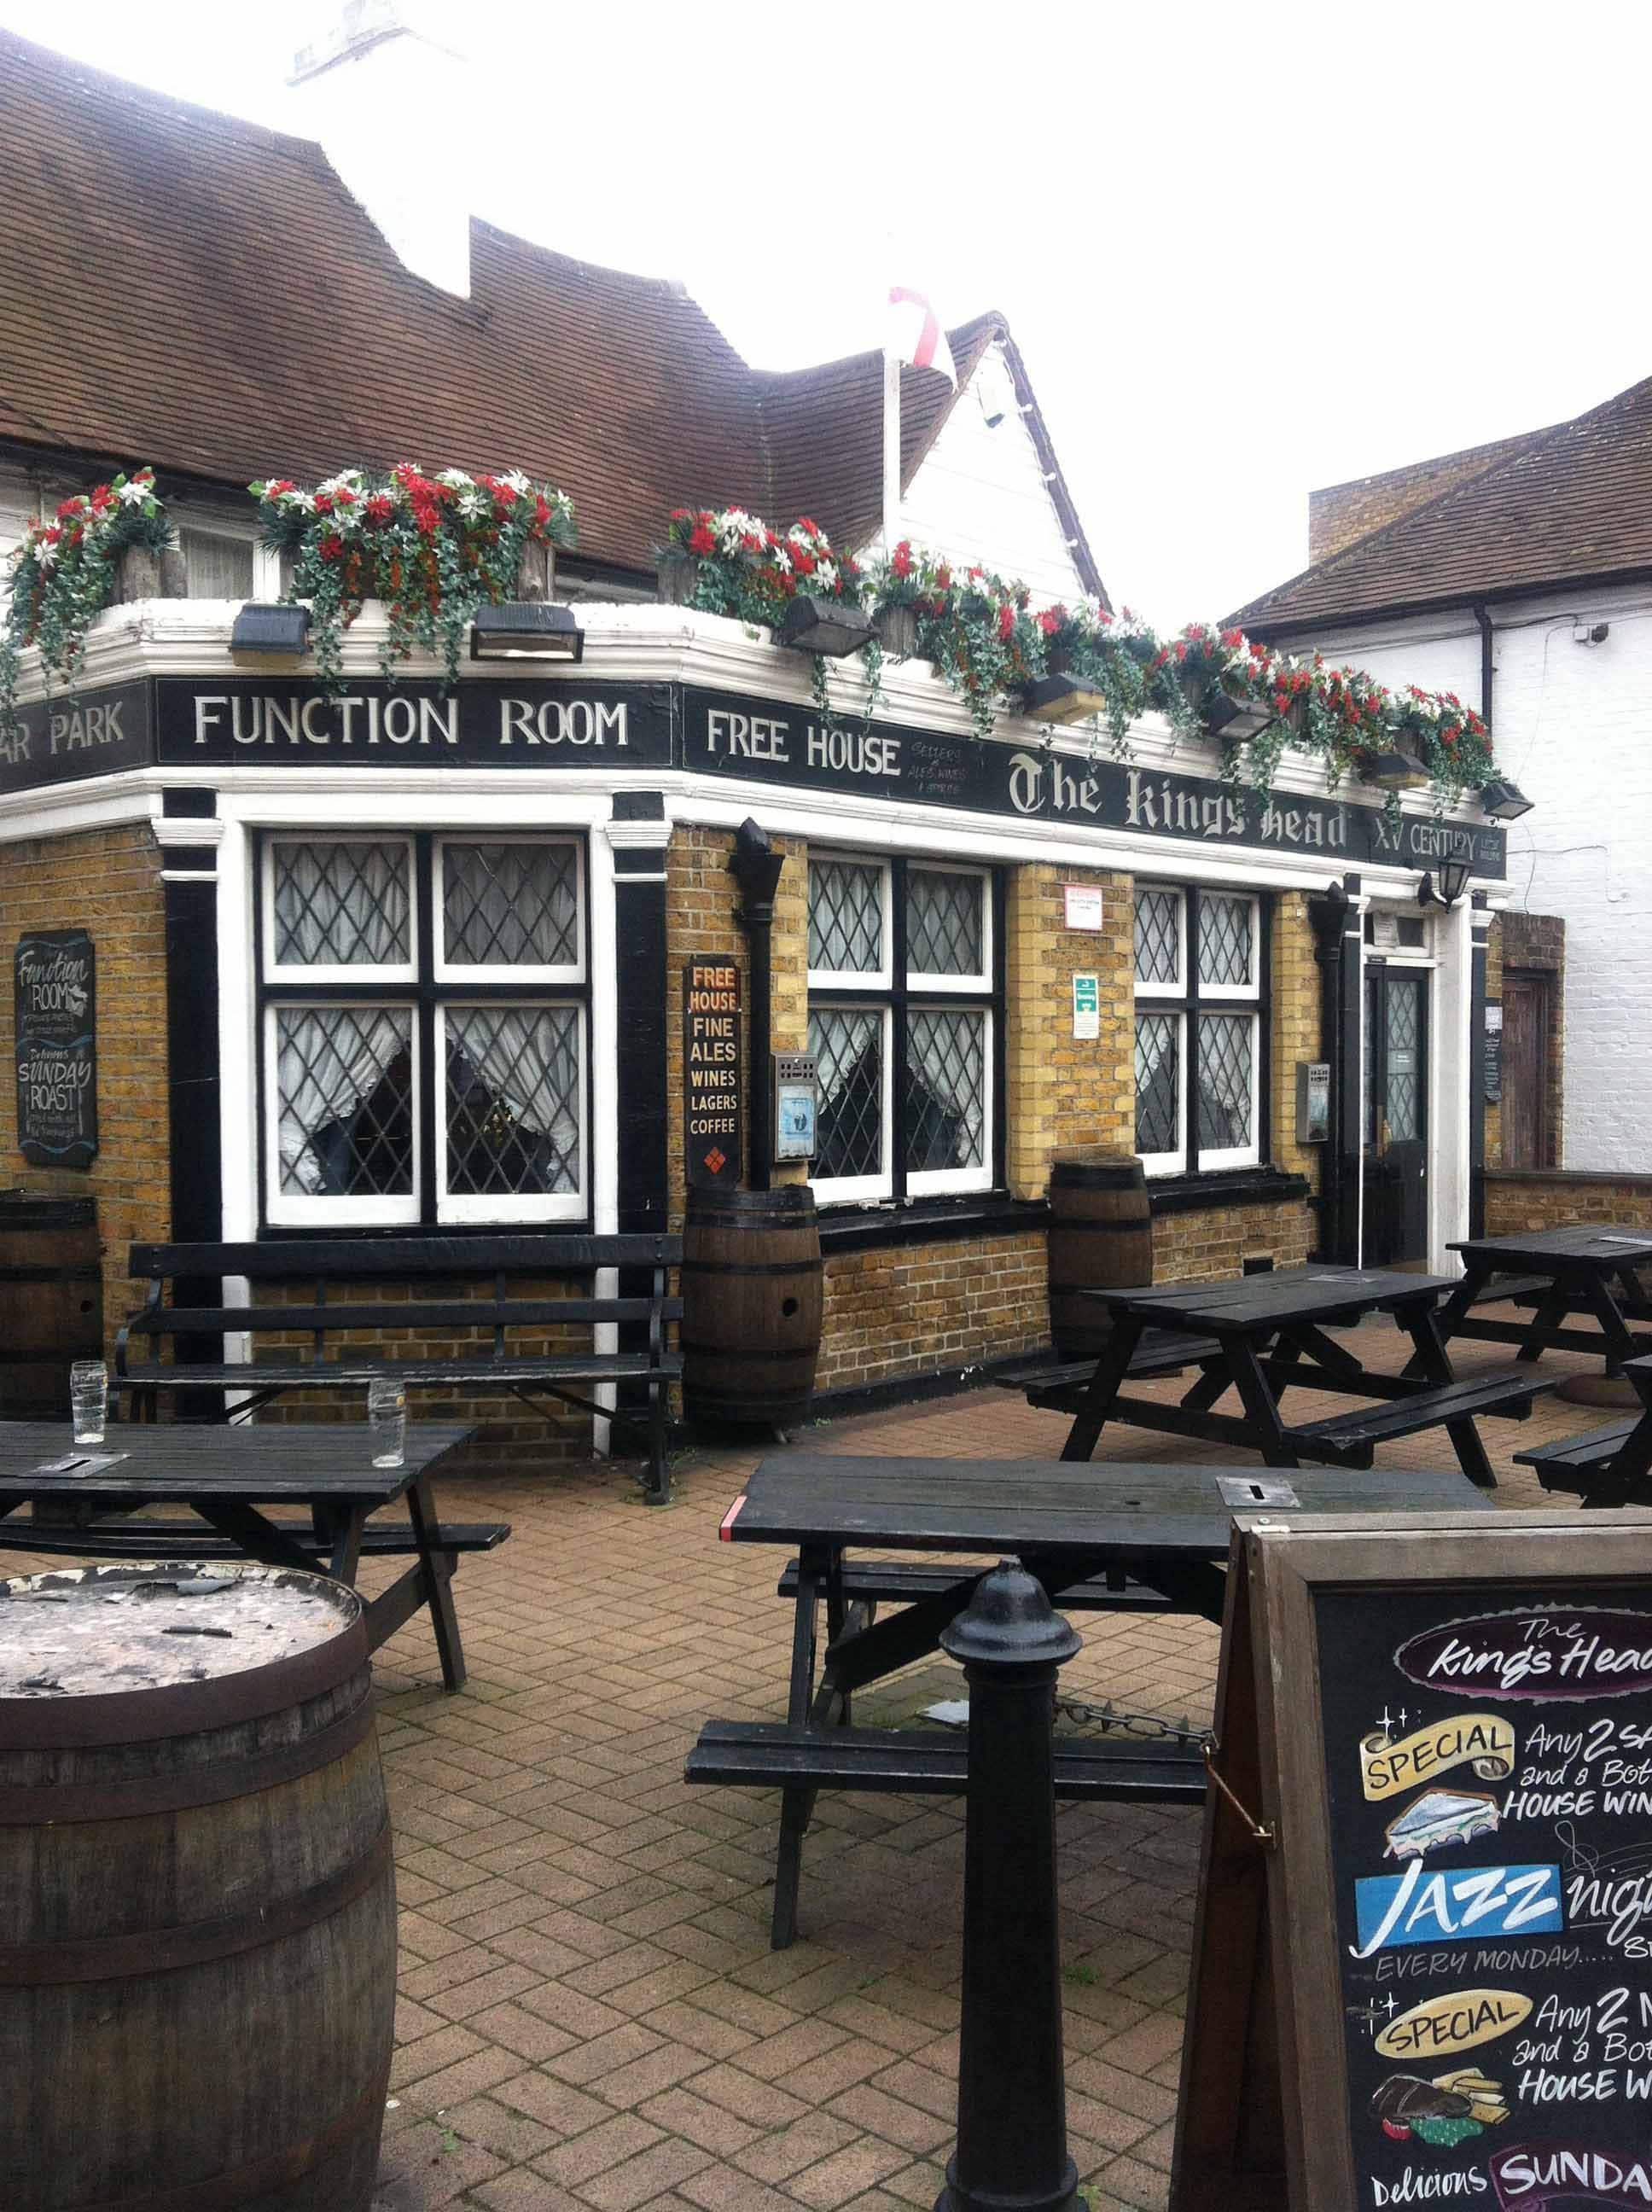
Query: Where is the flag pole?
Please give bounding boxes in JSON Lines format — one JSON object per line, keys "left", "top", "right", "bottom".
{"left": 882, "top": 342, "right": 901, "bottom": 551}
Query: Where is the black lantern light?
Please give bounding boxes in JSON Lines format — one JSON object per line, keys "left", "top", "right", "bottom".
{"left": 1480, "top": 777, "right": 1533, "bottom": 820}
{"left": 1021, "top": 670, "right": 1112, "bottom": 726}
{"left": 1417, "top": 859, "right": 1472, "bottom": 910}
{"left": 230, "top": 602, "right": 311, "bottom": 656}
{"left": 470, "top": 602, "right": 584, "bottom": 661}
{"left": 776, "top": 595, "right": 875, "bottom": 658}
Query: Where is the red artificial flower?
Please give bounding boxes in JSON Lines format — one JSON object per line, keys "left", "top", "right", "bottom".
{"left": 688, "top": 522, "right": 716, "bottom": 556}
{"left": 1174, "top": 641, "right": 1188, "bottom": 662}
{"left": 795, "top": 517, "right": 820, "bottom": 538}
{"left": 1220, "top": 626, "right": 1246, "bottom": 650}
{"left": 998, "top": 602, "right": 1015, "bottom": 643}
{"left": 318, "top": 533, "right": 345, "bottom": 561}
{"left": 892, "top": 541, "right": 913, "bottom": 579}
{"left": 334, "top": 486, "right": 357, "bottom": 506}
{"left": 670, "top": 507, "right": 690, "bottom": 523}
{"left": 365, "top": 493, "right": 393, "bottom": 523}
{"left": 1038, "top": 608, "right": 1060, "bottom": 636}
{"left": 89, "top": 486, "right": 113, "bottom": 512}
{"left": 533, "top": 492, "right": 551, "bottom": 527}
{"left": 793, "top": 547, "right": 817, "bottom": 578}
{"left": 55, "top": 498, "right": 81, "bottom": 521}
{"left": 314, "top": 492, "right": 334, "bottom": 516}
{"left": 935, "top": 565, "right": 952, "bottom": 592}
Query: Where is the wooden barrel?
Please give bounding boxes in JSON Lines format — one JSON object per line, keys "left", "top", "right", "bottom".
{"left": 0, "top": 1194, "right": 102, "bottom": 1417}
{"left": 1047, "top": 1151, "right": 1154, "bottom": 1359}
{"left": 0, "top": 1563, "right": 396, "bottom": 2212}
{"left": 682, "top": 1185, "right": 823, "bottom": 1429}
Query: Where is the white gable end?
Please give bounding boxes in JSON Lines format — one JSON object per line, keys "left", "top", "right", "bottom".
{"left": 860, "top": 341, "right": 1092, "bottom": 605}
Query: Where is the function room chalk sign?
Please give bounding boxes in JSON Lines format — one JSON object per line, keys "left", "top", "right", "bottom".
{"left": 1171, "top": 1511, "right": 1652, "bottom": 2212}
{"left": 683, "top": 958, "right": 742, "bottom": 1188}
{"left": 14, "top": 930, "right": 96, "bottom": 1168}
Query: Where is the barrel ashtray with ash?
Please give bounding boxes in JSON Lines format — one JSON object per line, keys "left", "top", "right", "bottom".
{"left": 0, "top": 1562, "right": 397, "bottom": 2212}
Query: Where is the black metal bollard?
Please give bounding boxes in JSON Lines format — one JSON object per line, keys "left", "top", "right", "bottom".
{"left": 935, "top": 1559, "right": 1083, "bottom": 2212}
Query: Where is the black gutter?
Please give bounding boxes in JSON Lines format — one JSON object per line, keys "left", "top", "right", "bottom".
{"left": 1475, "top": 604, "right": 1495, "bottom": 732}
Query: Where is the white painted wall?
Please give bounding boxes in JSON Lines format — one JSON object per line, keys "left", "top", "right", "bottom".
{"left": 1280, "top": 581, "right": 1652, "bottom": 1172}
{"left": 859, "top": 342, "right": 1093, "bottom": 607}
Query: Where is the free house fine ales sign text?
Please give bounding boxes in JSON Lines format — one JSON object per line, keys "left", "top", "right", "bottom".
{"left": 683, "top": 958, "right": 742, "bottom": 1189}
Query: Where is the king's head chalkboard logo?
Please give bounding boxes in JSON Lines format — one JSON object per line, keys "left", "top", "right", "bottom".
{"left": 1396, "top": 1610, "right": 1652, "bottom": 1703}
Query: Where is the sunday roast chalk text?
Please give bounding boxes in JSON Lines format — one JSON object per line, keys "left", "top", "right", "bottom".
{"left": 190, "top": 695, "right": 632, "bottom": 748}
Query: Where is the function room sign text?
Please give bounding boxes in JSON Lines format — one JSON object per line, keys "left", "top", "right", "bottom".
{"left": 15, "top": 930, "right": 96, "bottom": 1169}
{"left": 155, "top": 678, "right": 672, "bottom": 769}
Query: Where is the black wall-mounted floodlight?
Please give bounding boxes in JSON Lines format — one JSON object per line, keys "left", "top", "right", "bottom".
{"left": 776, "top": 596, "right": 875, "bottom": 658}
{"left": 1021, "top": 670, "right": 1111, "bottom": 726}
{"left": 470, "top": 602, "right": 584, "bottom": 661}
{"left": 1480, "top": 777, "right": 1533, "bottom": 820}
{"left": 1364, "top": 748, "right": 1431, "bottom": 792}
{"left": 230, "top": 602, "right": 311, "bottom": 655}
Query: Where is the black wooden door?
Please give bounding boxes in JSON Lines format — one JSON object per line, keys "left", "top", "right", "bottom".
{"left": 1502, "top": 969, "right": 1550, "bottom": 1169}
{"left": 1363, "top": 965, "right": 1429, "bottom": 1266}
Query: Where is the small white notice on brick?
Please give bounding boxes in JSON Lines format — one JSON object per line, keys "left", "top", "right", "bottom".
{"left": 1073, "top": 972, "right": 1100, "bottom": 1040}
{"left": 1063, "top": 883, "right": 1103, "bottom": 931}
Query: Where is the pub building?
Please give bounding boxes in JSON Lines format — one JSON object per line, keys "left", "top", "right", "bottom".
{"left": 0, "top": 22, "right": 1513, "bottom": 1465}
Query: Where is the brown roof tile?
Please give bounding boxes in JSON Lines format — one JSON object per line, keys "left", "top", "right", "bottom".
{"left": 1233, "top": 375, "right": 1652, "bottom": 633}
{"left": 0, "top": 27, "right": 1096, "bottom": 589}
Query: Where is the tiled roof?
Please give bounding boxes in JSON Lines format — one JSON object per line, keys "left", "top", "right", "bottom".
{"left": 1232, "top": 375, "right": 1652, "bottom": 633}
{"left": 0, "top": 27, "right": 1097, "bottom": 589}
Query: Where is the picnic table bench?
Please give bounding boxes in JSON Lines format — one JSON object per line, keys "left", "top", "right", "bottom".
{"left": 115, "top": 1232, "right": 682, "bottom": 1502}
{"left": 1440, "top": 1226, "right": 1652, "bottom": 1371}
{"left": 1516, "top": 1349, "right": 1652, "bottom": 1505}
{"left": 689, "top": 1452, "right": 1491, "bottom": 1946}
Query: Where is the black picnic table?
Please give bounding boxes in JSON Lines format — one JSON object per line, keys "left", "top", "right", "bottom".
{"left": 0, "top": 1421, "right": 495, "bottom": 1691}
{"left": 688, "top": 1451, "right": 1491, "bottom": 1947}
{"left": 1517, "top": 1350, "right": 1652, "bottom": 1506}
{"left": 1440, "top": 1225, "right": 1652, "bottom": 1371}
{"left": 1050, "top": 1263, "right": 1555, "bottom": 1488}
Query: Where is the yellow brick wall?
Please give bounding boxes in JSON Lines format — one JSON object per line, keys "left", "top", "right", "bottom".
{"left": 1004, "top": 864, "right": 1134, "bottom": 1196}
{"left": 817, "top": 1232, "right": 1047, "bottom": 1392}
{"left": 1484, "top": 1172, "right": 1652, "bottom": 1237}
{"left": 0, "top": 822, "right": 171, "bottom": 1358}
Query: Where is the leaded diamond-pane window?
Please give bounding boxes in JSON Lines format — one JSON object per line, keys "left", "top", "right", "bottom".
{"left": 809, "top": 859, "right": 884, "bottom": 975}
{"left": 906, "top": 1009, "right": 986, "bottom": 1171}
{"left": 811, "top": 1008, "right": 884, "bottom": 1182}
{"left": 441, "top": 843, "right": 579, "bottom": 970}
{"left": 270, "top": 841, "right": 411, "bottom": 969}
{"left": 1131, "top": 884, "right": 1266, "bottom": 1175}
{"left": 261, "top": 833, "right": 588, "bottom": 1226}
{"left": 445, "top": 1006, "right": 582, "bottom": 1196}
{"left": 908, "top": 870, "right": 984, "bottom": 978}
{"left": 1135, "top": 1013, "right": 1180, "bottom": 1159}
{"left": 1198, "top": 894, "right": 1254, "bottom": 990}
{"left": 274, "top": 1005, "right": 413, "bottom": 1197}
{"left": 1133, "top": 887, "right": 1181, "bottom": 988}
{"left": 1196, "top": 1013, "right": 1254, "bottom": 1152}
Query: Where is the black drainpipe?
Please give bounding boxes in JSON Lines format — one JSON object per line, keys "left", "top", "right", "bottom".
{"left": 727, "top": 818, "right": 786, "bottom": 1191}
{"left": 1475, "top": 604, "right": 1494, "bottom": 734}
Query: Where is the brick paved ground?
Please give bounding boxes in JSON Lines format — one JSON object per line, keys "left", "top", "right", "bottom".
{"left": 6, "top": 1306, "right": 1626, "bottom": 2209}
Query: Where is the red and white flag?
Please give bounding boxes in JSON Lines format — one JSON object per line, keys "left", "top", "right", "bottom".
{"left": 887, "top": 285, "right": 957, "bottom": 387}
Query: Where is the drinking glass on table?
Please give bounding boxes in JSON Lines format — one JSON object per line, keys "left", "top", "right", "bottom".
{"left": 367, "top": 1377, "right": 407, "bottom": 1469}
{"left": 70, "top": 1360, "right": 108, "bottom": 1445}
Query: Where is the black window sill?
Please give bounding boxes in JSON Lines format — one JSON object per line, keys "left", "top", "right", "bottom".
{"left": 815, "top": 1192, "right": 1047, "bottom": 1254}
{"left": 1144, "top": 1167, "right": 1311, "bottom": 1216}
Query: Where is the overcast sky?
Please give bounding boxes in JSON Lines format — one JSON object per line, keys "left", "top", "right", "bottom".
{"left": 6, "top": 0, "right": 1650, "bottom": 626}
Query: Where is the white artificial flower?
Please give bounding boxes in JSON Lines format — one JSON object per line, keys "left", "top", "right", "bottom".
{"left": 814, "top": 560, "right": 838, "bottom": 591}
{"left": 287, "top": 491, "right": 317, "bottom": 512}
{"left": 501, "top": 469, "right": 530, "bottom": 495}
{"left": 36, "top": 538, "right": 57, "bottom": 568}
{"left": 317, "top": 469, "right": 363, "bottom": 498}
{"left": 457, "top": 489, "right": 484, "bottom": 519}
{"left": 437, "top": 468, "right": 474, "bottom": 488}
{"left": 116, "top": 479, "right": 150, "bottom": 507}
{"left": 771, "top": 547, "right": 792, "bottom": 574}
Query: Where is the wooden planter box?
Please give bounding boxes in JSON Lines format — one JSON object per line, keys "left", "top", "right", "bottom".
{"left": 113, "top": 544, "right": 187, "bottom": 604}
{"left": 873, "top": 602, "right": 920, "bottom": 658}
{"left": 656, "top": 549, "right": 700, "bottom": 606}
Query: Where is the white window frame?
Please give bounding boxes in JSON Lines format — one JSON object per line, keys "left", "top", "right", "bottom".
{"left": 262, "top": 835, "right": 418, "bottom": 987}
{"left": 433, "top": 835, "right": 586, "bottom": 987}
{"left": 905, "top": 1004, "right": 994, "bottom": 1198}
{"left": 263, "top": 998, "right": 422, "bottom": 1228}
{"left": 807, "top": 853, "right": 997, "bottom": 1207}
{"left": 1133, "top": 882, "right": 1264, "bottom": 1177}
{"left": 807, "top": 854, "right": 893, "bottom": 992}
{"left": 434, "top": 1000, "right": 589, "bottom": 1224}
{"left": 806, "top": 1000, "right": 893, "bottom": 1206}
{"left": 173, "top": 506, "right": 282, "bottom": 598}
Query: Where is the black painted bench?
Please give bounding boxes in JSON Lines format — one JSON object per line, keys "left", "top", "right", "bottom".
{"left": 1515, "top": 1417, "right": 1645, "bottom": 1502}
{"left": 685, "top": 1718, "right": 1203, "bottom": 1802}
{"left": 776, "top": 1557, "right": 1175, "bottom": 1615}
{"left": 1287, "top": 1366, "right": 1556, "bottom": 1478}
{"left": 116, "top": 1233, "right": 683, "bottom": 1503}
{"left": 995, "top": 1330, "right": 1220, "bottom": 1414}
{"left": 6, "top": 1516, "right": 509, "bottom": 1566}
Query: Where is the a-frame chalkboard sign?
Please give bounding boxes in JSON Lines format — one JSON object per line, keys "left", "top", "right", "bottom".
{"left": 1172, "top": 1510, "right": 1652, "bottom": 2210}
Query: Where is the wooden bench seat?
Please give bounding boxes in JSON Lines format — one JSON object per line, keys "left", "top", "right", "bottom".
{"left": 775, "top": 1558, "right": 1175, "bottom": 1615}
{"left": 1467, "top": 1273, "right": 1551, "bottom": 1307}
{"left": 116, "top": 1233, "right": 682, "bottom": 1502}
{"left": 1287, "top": 1369, "right": 1556, "bottom": 1468}
{"left": 995, "top": 1330, "right": 1219, "bottom": 1411}
{"left": 0, "top": 1517, "right": 511, "bottom": 1563}
{"left": 1515, "top": 1417, "right": 1640, "bottom": 1496}
{"left": 685, "top": 1718, "right": 1205, "bottom": 1802}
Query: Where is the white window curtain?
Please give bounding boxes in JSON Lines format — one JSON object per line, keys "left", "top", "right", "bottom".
{"left": 272, "top": 843, "right": 410, "bottom": 969}
{"left": 444, "top": 1006, "right": 583, "bottom": 1197}
{"left": 276, "top": 1006, "right": 412, "bottom": 1197}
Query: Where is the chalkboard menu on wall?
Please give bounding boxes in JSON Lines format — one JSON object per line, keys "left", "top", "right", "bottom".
{"left": 14, "top": 929, "right": 97, "bottom": 1169}
{"left": 1172, "top": 1513, "right": 1652, "bottom": 2211}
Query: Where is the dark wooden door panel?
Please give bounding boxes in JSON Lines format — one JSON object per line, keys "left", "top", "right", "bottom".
{"left": 1503, "top": 969, "right": 1550, "bottom": 1169}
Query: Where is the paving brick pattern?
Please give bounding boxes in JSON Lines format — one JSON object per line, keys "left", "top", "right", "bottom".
{"left": 5, "top": 1307, "right": 1620, "bottom": 2209}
